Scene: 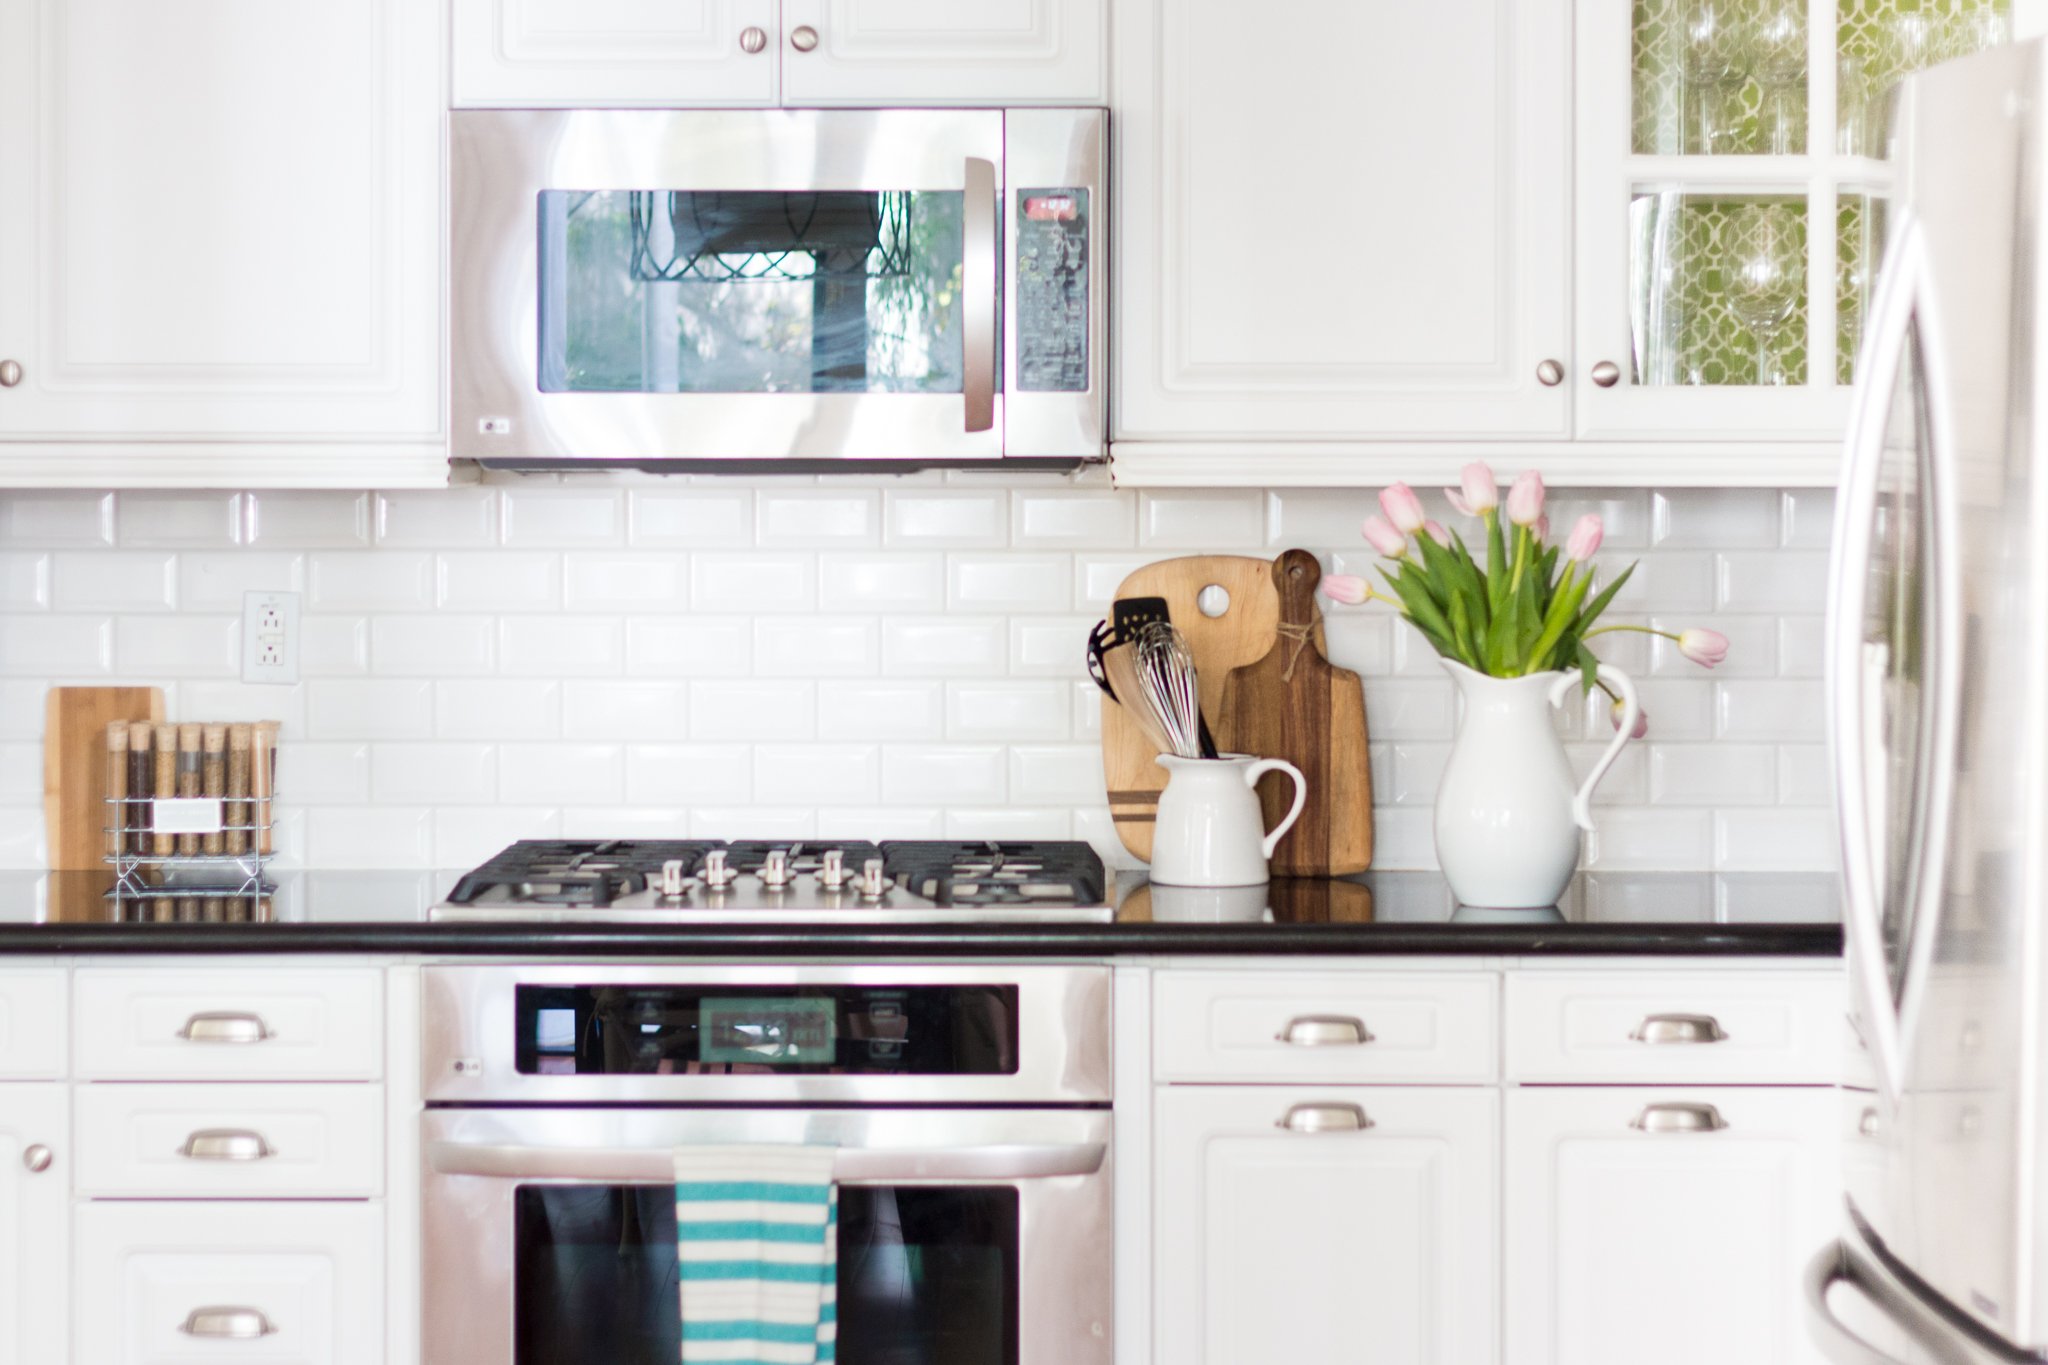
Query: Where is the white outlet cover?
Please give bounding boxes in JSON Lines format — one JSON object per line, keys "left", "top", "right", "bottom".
{"left": 241, "top": 589, "right": 301, "bottom": 685}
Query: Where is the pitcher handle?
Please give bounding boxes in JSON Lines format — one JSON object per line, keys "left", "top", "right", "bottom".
{"left": 1549, "top": 664, "right": 1640, "bottom": 833}
{"left": 1243, "top": 758, "right": 1308, "bottom": 859}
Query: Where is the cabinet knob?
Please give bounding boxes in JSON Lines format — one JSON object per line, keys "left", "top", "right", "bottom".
{"left": 180, "top": 1307, "right": 279, "bottom": 1339}
{"left": 790, "top": 24, "right": 820, "bottom": 52}
{"left": 738, "top": 25, "right": 767, "bottom": 54}
{"left": 1858, "top": 1107, "right": 1881, "bottom": 1138}
{"left": 175, "top": 1010, "right": 274, "bottom": 1044}
{"left": 178, "top": 1128, "right": 276, "bottom": 1162}
{"left": 21, "top": 1144, "right": 52, "bottom": 1174}
{"left": 0, "top": 360, "right": 20, "bottom": 388}
{"left": 1277, "top": 1102, "right": 1374, "bottom": 1134}
{"left": 1628, "top": 1012, "right": 1728, "bottom": 1044}
{"left": 1536, "top": 359, "right": 1565, "bottom": 387}
{"left": 1274, "top": 1014, "right": 1373, "bottom": 1047}
{"left": 1630, "top": 1102, "right": 1728, "bottom": 1133}
{"left": 1591, "top": 360, "right": 1622, "bottom": 387}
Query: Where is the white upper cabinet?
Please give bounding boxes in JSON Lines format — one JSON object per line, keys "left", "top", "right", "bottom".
{"left": 454, "top": 0, "right": 1104, "bottom": 108}
{"left": 781, "top": 0, "right": 1104, "bottom": 105}
{"left": 0, "top": 0, "right": 446, "bottom": 488}
{"left": 0, "top": 1086, "right": 66, "bottom": 1365}
{"left": 453, "top": 0, "right": 780, "bottom": 107}
{"left": 1112, "top": 0, "right": 1573, "bottom": 447}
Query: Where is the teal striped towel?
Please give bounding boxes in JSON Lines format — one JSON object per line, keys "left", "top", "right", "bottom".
{"left": 674, "top": 1145, "right": 838, "bottom": 1365}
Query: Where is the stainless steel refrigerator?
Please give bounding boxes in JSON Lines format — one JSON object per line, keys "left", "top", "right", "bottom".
{"left": 1807, "top": 35, "right": 2048, "bottom": 1365}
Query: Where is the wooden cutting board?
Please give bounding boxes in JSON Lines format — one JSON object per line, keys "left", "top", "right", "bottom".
{"left": 1218, "top": 550, "right": 1374, "bottom": 876}
{"left": 1100, "top": 555, "right": 1293, "bottom": 861}
{"left": 43, "top": 686, "right": 165, "bottom": 870}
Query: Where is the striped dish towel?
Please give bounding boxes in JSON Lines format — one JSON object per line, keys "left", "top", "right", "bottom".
{"left": 674, "top": 1145, "right": 839, "bottom": 1365}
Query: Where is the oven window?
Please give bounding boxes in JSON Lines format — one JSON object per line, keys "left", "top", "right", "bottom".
{"left": 515, "top": 985, "right": 1020, "bottom": 1077}
{"left": 537, "top": 189, "right": 975, "bottom": 396}
{"left": 514, "top": 1184, "right": 1019, "bottom": 1365}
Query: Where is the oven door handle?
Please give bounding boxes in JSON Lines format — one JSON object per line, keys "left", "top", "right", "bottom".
{"left": 427, "top": 1139, "right": 1107, "bottom": 1183}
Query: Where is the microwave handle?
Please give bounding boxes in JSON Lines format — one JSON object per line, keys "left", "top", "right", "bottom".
{"left": 428, "top": 1138, "right": 1105, "bottom": 1183}
{"left": 963, "top": 156, "right": 997, "bottom": 434}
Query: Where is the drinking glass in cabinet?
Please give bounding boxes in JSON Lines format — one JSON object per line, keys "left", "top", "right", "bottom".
{"left": 1837, "top": 0, "right": 2009, "bottom": 159}
{"left": 1630, "top": 191, "right": 1809, "bottom": 387}
{"left": 1749, "top": 0, "right": 1808, "bottom": 154}
{"left": 1839, "top": 194, "right": 1886, "bottom": 383}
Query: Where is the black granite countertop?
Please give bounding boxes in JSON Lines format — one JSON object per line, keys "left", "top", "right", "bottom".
{"left": 0, "top": 868, "right": 1842, "bottom": 957}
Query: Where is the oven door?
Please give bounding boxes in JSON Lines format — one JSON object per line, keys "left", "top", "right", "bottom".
{"left": 451, "top": 108, "right": 1105, "bottom": 466}
{"left": 422, "top": 1106, "right": 1112, "bottom": 1365}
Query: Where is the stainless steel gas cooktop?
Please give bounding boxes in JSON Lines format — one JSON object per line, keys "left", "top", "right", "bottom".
{"left": 430, "top": 839, "right": 1114, "bottom": 924}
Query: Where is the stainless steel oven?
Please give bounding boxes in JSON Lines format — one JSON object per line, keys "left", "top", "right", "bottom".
{"left": 451, "top": 108, "right": 1106, "bottom": 469}
{"left": 421, "top": 964, "right": 1112, "bottom": 1365}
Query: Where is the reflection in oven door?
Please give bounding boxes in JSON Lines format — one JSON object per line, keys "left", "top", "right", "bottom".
{"left": 514, "top": 1184, "right": 1019, "bottom": 1365}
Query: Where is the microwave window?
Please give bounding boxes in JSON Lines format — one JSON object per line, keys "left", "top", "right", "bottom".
{"left": 538, "top": 190, "right": 974, "bottom": 396}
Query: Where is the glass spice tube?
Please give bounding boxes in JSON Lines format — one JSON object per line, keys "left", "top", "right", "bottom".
{"left": 225, "top": 725, "right": 252, "bottom": 855}
{"left": 105, "top": 721, "right": 128, "bottom": 859}
{"left": 253, "top": 721, "right": 279, "bottom": 855}
{"left": 176, "top": 725, "right": 202, "bottom": 855}
{"left": 152, "top": 723, "right": 177, "bottom": 856}
{"left": 200, "top": 725, "right": 227, "bottom": 856}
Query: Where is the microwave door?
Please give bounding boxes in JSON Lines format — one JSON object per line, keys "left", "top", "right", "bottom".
{"left": 453, "top": 109, "right": 1008, "bottom": 464}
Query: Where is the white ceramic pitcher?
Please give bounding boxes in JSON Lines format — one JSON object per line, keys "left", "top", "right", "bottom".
{"left": 1150, "top": 753, "right": 1307, "bottom": 887}
{"left": 1433, "top": 659, "right": 1641, "bottom": 908}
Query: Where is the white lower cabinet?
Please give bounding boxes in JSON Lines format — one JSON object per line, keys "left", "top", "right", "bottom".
{"left": 0, "top": 1084, "right": 66, "bottom": 1365}
{"left": 1154, "top": 1085, "right": 1499, "bottom": 1365}
{"left": 1503, "top": 1086, "right": 1838, "bottom": 1365}
{"left": 74, "top": 1201, "right": 385, "bottom": 1365}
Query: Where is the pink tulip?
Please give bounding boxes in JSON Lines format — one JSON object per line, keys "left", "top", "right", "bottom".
{"left": 1459, "top": 461, "right": 1499, "bottom": 515}
{"left": 1611, "top": 699, "right": 1650, "bottom": 740}
{"left": 1422, "top": 520, "right": 1451, "bottom": 548}
{"left": 1321, "top": 574, "right": 1370, "bottom": 606}
{"left": 1532, "top": 515, "right": 1550, "bottom": 542}
{"left": 1677, "top": 628, "right": 1730, "bottom": 668}
{"left": 1564, "top": 514, "right": 1604, "bottom": 562}
{"left": 1361, "top": 514, "right": 1409, "bottom": 558}
{"left": 1444, "top": 489, "right": 1475, "bottom": 517}
{"left": 1505, "top": 470, "right": 1545, "bottom": 527}
{"left": 1379, "top": 483, "right": 1426, "bottom": 534}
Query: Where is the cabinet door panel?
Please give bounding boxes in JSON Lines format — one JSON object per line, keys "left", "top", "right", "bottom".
{"left": 0, "top": 0, "right": 441, "bottom": 442}
{"left": 1114, "top": 0, "right": 1570, "bottom": 440}
{"left": 781, "top": 0, "right": 1103, "bottom": 104}
{"left": 1504, "top": 1086, "right": 1836, "bottom": 1365}
{"left": 1155, "top": 1085, "right": 1498, "bottom": 1365}
{"left": 0, "top": 1086, "right": 66, "bottom": 1365}
{"left": 453, "top": 0, "right": 778, "bottom": 107}
{"left": 0, "top": 971, "right": 64, "bottom": 1079}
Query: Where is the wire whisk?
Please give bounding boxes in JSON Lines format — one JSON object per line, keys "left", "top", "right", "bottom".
{"left": 1134, "top": 621, "right": 1205, "bottom": 760}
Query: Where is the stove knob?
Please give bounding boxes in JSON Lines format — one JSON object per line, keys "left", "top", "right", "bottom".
{"left": 659, "top": 859, "right": 690, "bottom": 898}
{"left": 700, "top": 849, "right": 738, "bottom": 890}
{"left": 817, "top": 849, "right": 850, "bottom": 889}
{"left": 857, "top": 857, "right": 893, "bottom": 901}
{"left": 760, "top": 849, "right": 792, "bottom": 889}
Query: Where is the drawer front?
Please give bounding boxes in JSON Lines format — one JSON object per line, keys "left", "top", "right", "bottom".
{"left": 74, "top": 968, "right": 381, "bottom": 1080}
{"left": 1154, "top": 971, "right": 1498, "bottom": 1083}
{"left": 0, "top": 971, "right": 65, "bottom": 1079}
{"left": 74, "top": 1083, "right": 383, "bottom": 1198}
{"left": 74, "top": 1201, "right": 384, "bottom": 1365}
{"left": 1504, "top": 970, "right": 1845, "bottom": 1083}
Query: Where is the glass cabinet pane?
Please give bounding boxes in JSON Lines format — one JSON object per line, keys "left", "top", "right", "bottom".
{"left": 1631, "top": 191, "right": 1809, "bottom": 385}
{"left": 538, "top": 189, "right": 969, "bottom": 396}
{"left": 1634, "top": 0, "right": 1810, "bottom": 154}
{"left": 1839, "top": 192, "right": 1888, "bottom": 383}
{"left": 1838, "top": 0, "right": 2008, "bottom": 157}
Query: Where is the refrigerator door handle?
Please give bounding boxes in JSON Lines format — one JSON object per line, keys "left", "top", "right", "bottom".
{"left": 1827, "top": 216, "right": 1928, "bottom": 1103}
{"left": 1804, "top": 1242, "right": 1910, "bottom": 1365}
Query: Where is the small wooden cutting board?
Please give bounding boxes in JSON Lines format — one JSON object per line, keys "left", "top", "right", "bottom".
{"left": 1218, "top": 550, "right": 1374, "bottom": 876}
{"left": 43, "top": 685, "right": 165, "bottom": 870}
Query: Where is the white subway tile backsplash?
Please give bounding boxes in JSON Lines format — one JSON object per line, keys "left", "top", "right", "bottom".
{"left": 376, "top": 488, "right": 499, "bottom": 548}
{"left": 245, "top": 492, "right": 370, "bottom": 548}
{"left": 0, "top": 483, "right": 1842, "bottom": 872}
{"left": 0, "top": 743, "right": 39, "bottom": 801}
{"left": 501, "top": 489, "right": 623, "bottom": 547}
{"left": 948, "top": 554, "right": 1073, "bottom": 612}
{"left": 757, "top": 491, "right": 879, "bottom": 547}
{"left": 438, "top": 552, "right": 561, "bottom": 612}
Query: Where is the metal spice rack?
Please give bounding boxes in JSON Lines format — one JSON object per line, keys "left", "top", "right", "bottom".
{"left": 102, "top": 792, "right": 277, "bottom": 913}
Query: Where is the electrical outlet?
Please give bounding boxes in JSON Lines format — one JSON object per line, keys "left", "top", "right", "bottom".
{"left": 241, "top": 589, "right": 301, "bottom": 684}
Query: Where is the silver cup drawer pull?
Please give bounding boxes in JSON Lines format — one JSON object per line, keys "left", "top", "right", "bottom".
{"left": 1627, "top": 1012, "right": 1728, "bottom": 1044}
{"left": 178, "top": 1128, "right": 276, "bottom": 1161}
{"left": 1630, "top": 1102, "right": 1728, "bottom": 1133}
{"left": 180, "top": 1306, "right": 278, "bottom": 1339}
{"left": 1274, "top": 1014, "right": 1374, "bottom": 1047}
{"left": 1278, "top": 1102, "right": 1374, "bottom": 1134}
{"left": 176, "top": 1011, "right": 275, "bottom": 1044}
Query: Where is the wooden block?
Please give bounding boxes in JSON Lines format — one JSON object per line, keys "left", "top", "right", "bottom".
{"left": 43, "top": 687, "right": 166, "bottom": 871}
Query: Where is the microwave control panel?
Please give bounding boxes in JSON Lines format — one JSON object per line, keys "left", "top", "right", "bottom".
{"left": 1016, "top": 189, "right": 1090, "bottom": 393}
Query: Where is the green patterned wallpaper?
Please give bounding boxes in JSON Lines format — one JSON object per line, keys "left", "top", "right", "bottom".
{"left": 1632, "top": 193, "right": 1809, "bottom": 386}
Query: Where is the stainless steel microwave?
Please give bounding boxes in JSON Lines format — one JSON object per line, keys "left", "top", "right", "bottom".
{"left": 451, "top": 108, "right": 1106, "bottom": 470}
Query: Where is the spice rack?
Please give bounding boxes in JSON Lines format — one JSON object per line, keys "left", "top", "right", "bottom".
{"left": 102, "top": 720, "right": 279, "bottom": 914}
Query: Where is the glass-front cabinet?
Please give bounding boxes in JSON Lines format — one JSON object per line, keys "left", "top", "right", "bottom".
{"left": 1574, "top": 0, "right": 2009, "bottom": 441}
